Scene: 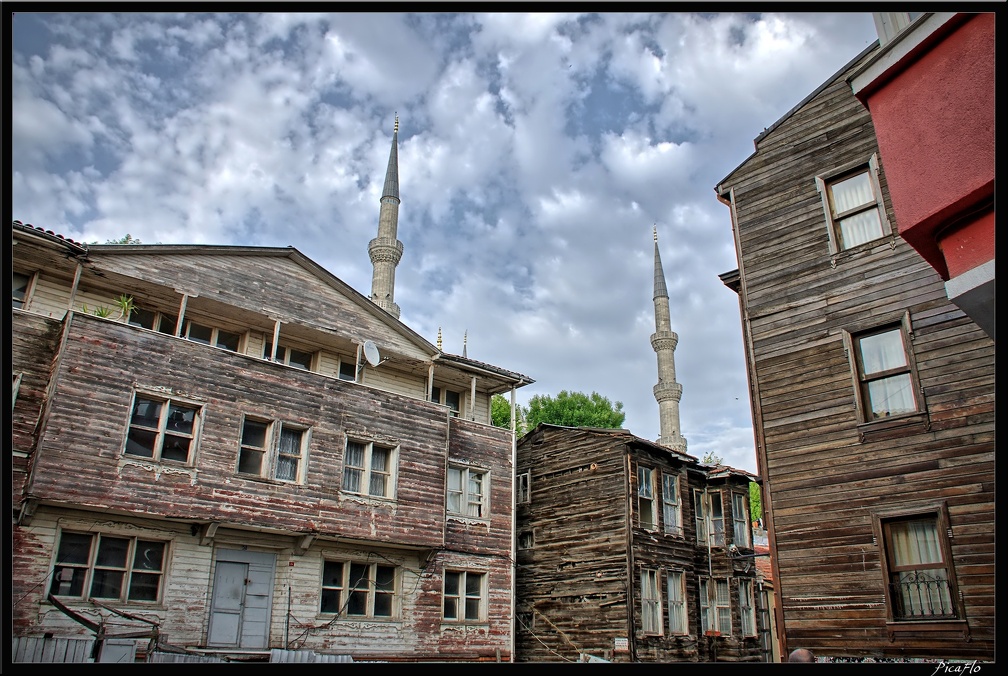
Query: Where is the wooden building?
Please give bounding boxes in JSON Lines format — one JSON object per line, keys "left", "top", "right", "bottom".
{"left": 715, "top": 42, "right": 995, "bottom": 661}
{"left": 11, "top": 122, "right": 535, "bottom": 662}
{"left": 514, "top": 424, "right": 764, "bottom": 663}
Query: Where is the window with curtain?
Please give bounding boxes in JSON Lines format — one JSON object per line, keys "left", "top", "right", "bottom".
{"left": 709, "top": 491, "right": 725, "bottom": 547}
{"left": 882, "top": 514, "right": 957, "bottom": 620}
{"left": 851, "top": 322, "right": 919, "bottom": 422}
{"left": 667, "top": 570, "right": 687, "bottom": 635}
{"left": 641, "top": 569, "right": 662, "bottom": 634}
{"left": 694, "top": 489, "right": 708, "bottom": 544}
{"left": 715, "top": 579, "right": 732, "bottom": 634}
{"left": 447, "top": 465, "right": 487, "bottom": 518}
{"left": 732, "top": 492, "right": 750, "bottom": 547}
{"left": 275, "top": 425, "right": 304, "bottom": 482}
{"left": 342, "top": 440, "right": 396, "bottom": 498}
{"left": 739, "top": 579, "right": 757, "bottom": 636}
{"left": 816, "top": 154, "right": 891, "bottom": 254}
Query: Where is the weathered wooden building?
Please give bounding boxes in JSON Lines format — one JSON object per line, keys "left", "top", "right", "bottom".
{"left": 514, "top": 425, "right": 763, "bottom": 663}
{"left": 715, "top": 41, "right": 994, "bottom": 661}
{"left": 11, "top": 120, "right": 535, "bottom": 662}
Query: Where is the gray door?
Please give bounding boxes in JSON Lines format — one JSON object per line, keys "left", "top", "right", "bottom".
{"left": 207, "top": 549, "right": 276, "bottom": 648}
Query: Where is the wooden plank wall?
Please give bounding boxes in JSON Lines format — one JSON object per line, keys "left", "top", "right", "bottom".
{"left": 722, "top": 47, "right": 995, "bottom": 660}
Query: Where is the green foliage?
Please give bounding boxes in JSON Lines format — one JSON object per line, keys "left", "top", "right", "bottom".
{"left": 115, "top": 294, "right": 135, "bottom": 320}
{"left": 490, "top": 394, "right": 527, "bottom": 436}
{"left": 104, "top": 234, "right": 143, "bottom": 244}
{"left": 524, "top": 390, "right": 625, "bottom": 430}
{"left": 92, "top": 305, "right": 113, "bottom": 318}
{"left": 701, "top": 451, "right": 723, "bottom": 465}
{"left": 749, "top": 482, "right": 762, "bottom": 522}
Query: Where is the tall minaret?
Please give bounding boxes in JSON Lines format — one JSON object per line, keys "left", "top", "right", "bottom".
{"left": 651, "top": 225, "right": 687, "bottom": 453}
{"left": 369, "top": 115, "right": 403, "bottom": 319}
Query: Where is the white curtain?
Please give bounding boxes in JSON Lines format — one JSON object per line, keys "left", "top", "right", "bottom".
{"left": 890, "top": 519, "right": 952, "bottom": 617}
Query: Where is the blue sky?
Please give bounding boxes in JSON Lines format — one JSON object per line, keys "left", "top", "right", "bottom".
{"left": 10, "top": 11, "right": 880, "bottom": 473}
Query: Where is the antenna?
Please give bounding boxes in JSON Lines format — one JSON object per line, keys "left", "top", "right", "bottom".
{"left": 363, "top": 340, "right": 381, "bottom": 366}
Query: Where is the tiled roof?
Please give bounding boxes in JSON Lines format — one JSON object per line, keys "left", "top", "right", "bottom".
{"left": 12, "top": 220, "right": 89, "bottom": 251}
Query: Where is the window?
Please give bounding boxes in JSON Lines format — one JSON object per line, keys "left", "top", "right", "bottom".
{"left": 338, "top": 359, "right": 357, "bottom": 382}
{"left": 444, "top": 570, "right": 486, "bottom": 622}
{"left": 184, "top": 319, "right": 241, "bottom": 352}
{"left": 432, "top": 386, "right": 462, "bottom": 417}
{"left": 518, "top": 530, "right": 534, "bottom": 549}
{"left": 816, "top": 154, "right": 891, "bottom": 254}
{"left": 447, "top": 464, "right": 487, "bottom": 518}
{"left": 739, "top": 579, "right": 757, "bottom": 637}
{"left": 13, "top": 271, "right": 33, "bottom": 309}
{"left": 128, "top": 307, "right": 177, "bottom": 335}
{"left": 638, "top": 466, "right": 656, "bottom": 530}
{"left": 50, "top": 531, "right": 166, "bottom": 602}
{"left": 695, "top": 490, "right": 725, "bottom": 546}
{"left": 700, "top": 578, "right": 731, "bottom": 634}
{"left": 236, "top": 416, "right": 309, "bottom": 482}
{"left": 667, "top": 570, "right": 687, "bottom": 635}
{"left": 662, "top": 473, "right": 682, "bottom": 536}
{"left": 878, "top": 508, "right": 959, "bottom": 621}
{"left": 342, "top": 439, "right": 397, "bottom": 499}
{"left": 320, "top": 560, "right": 397, "bottom": 618}
{"left": 516, "top": 471, "right": 530, "bottom": 504}
{"left": 847, "top": 320, "right": 920, "bottom": 422}
{"left": 275, "top": 425, "right": 306, "bottom": 482}
{"left": 265, "top": 341, "right": 314, "bottom": 370}
{"left": 732, "top": 492, "right": 750, "bottom": 548}
{"left": 516, "top": 610, "right": 534, "bottom": 633}
{"left": 125, "top": 394, "right": 200, "bottom": 463}
{"left": 641, "top": 568, "right": 662, "bottom": 634}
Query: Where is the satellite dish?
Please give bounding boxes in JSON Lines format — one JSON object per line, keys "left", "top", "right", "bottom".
{"left": 363, "top": 340, "right": 380, "bottom": 367}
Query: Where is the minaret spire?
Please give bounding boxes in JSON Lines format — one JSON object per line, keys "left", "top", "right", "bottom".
{"left": 369, "top": 114, "right": 403, "bottom": 318}
{"left": 651, "top": 225, "right": 687, "bottom": 452}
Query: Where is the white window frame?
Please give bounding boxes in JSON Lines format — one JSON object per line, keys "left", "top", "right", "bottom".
{"left": 843, "top": 312, "right": 922, "bottom": 425}
{"left": 341, "top": 439, "right": 398, "bottom": 499}
{"left": 124, "top": 392, "right": 202, "bottom": 465}
{"left": 274, "top": 423, "right": 309, "bottom": 483}
{"left": 732, "top": 492, "right": 750, "bottom": 548}
{"left": 739, "top": 578, "right": 757, "bottom": 637}
{"left": 319, "top": 559, "right": 398, "bottom": 618}
{"left": 700, "top": 577, "right": 731, "bottom": 635}
{"left": 816, "top": 153, "right": 892, "bottom": 257}
{"left": 638, "top": 465, "right": 656, "bottom": 530}
{"left": 447, "top": 464, "right": 488, "bottom": 519}
{"left": 443, "top": 569, "right": 487, "bottom": 623}
{"left": 667, "top": 569, "right": 688, "bottom": 635}
{"left": 49, "top": 530, "right": 167, "bottom": 603}
{"left": 641, "top": 568, "right": 662, "bottom": 635}
{"left": 662, "top": 472, "right": 683, "bottom": 536}
{"left": 516, "top": 470, "right": 531, "bottom": 504}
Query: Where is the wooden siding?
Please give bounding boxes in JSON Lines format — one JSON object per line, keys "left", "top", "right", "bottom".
{"left": 719, "top": 46, "right": 995, "bottom": 661}
{"left": 515, "top": 426, "right": 762, "bottom": 663}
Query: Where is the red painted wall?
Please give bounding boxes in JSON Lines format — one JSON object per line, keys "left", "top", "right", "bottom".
{"left": 941, "top": 210, "right": 995, "bottom": 279}
{"left": 867, "top": 13, "right": 995, "bottom": 278}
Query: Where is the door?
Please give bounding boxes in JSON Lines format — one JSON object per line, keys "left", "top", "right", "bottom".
{"left": 206, "top": 549, "right": 276, "bottom": 648}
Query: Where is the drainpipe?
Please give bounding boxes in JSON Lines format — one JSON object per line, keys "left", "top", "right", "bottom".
{"left": 624, "top": 453, "right": 636, "bottom": 662}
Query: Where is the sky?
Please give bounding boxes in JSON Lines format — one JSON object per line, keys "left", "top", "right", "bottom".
{"left": 9, "top": 11, "right": 880, "bottom": 474}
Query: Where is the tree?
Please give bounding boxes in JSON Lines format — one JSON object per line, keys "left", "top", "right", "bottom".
{"left": 490, "top": 393, "right": 527, "bottom": 436}
{"left": 701, "top": 451, "right": 723, "bottom": 465}
{"left": 100, "top": 234, "right": 143, "bottom": 244}
{"left": 523, "top": 390, "right": 625, "bottom": 430}
{"left": 749, "top": 482, "right": 763, "bottom": 522}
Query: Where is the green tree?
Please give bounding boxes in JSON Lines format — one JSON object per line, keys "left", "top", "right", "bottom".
{"left": 490, "top": 393, "right": 527, "bottom": 436}
{"left": 523, "top": 390, "right": 625, "bottom": 430}
{"left": 701, "top": 451, "right": 723, "bottom": 465}
{"left": 749, "top": 482, "right": 763, "bottom": 522}
{"left": 101, "top": 233, "right": 143, "bottom": 244}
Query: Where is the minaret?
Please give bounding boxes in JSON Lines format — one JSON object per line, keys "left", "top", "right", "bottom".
{"left": 651, "top": 226, "right": 687, "bottom": 452}
{"left": 369, "top": 115, "right": 403, "bottom": 319}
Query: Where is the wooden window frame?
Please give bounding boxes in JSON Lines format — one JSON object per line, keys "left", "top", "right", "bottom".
{"left": 732, "top": 491, "right": 750, "bottom": 548}
{"left": 432, "top": 385, "right": 463, "bottom": 418}
{"left": 447, "top": 463, "right": 489, "bottom": 519}
{"left": 815, "top": 153, "right": 892, "bottom": 258}
{"left": 638, "top": 465, "right": 657, "bottom": 530}
{"left": 641, "top": 568, "right": 663, "bottom": 635}
{"left": 443, "top": 569, "right": 487, "bottom": 623}
{"left": 49, "top": 529, "right": 167, "bottom": 604}
{"left": 667, "top": 569, "right": 688, "bottom": 635}
{"left": 516, "top": 470, "right": 531, "bottom": 504}
{"left": 184, "top": 318, "right": 244, "bottom": 353}
{"left": 842, "top": 310, "right": 927, "bottom": 434}
{"left": 124, "top": 392, "right": 202, "bottom": 465}
{"left": 739, "top": 578, "right": 757, "bottom": 637}
{"left": 662, "top": 472, "right": 683, "bottom": 536}
{"left": 236, "top": 416, "right": 310, "bottom": 483}
{"left": 341, "top": 438, "right": 398, "bottom": 499}
{"left": 265, "top": 340, "right": 316, "bottom": 371}
{"left": 13, "top": 270, "right": 37, "bottom": 310}
{"left": 320, "top": 559, "right": 399, "bottom": 619}
{"left": 872, "top": 502, "right": 968, "bottom": 639}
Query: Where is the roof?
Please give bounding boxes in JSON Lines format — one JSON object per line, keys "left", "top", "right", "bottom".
{"left": 12, "top": 219, "right": 89, "bottom": 253}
